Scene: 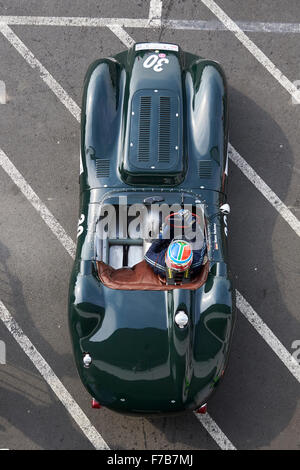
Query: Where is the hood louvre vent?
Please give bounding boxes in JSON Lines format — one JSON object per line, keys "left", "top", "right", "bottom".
{"left": 96, "top": 159, "right": 110, "bottom": 178}
{"left": 158, "top": 96, "right": 171, "bottom": 163}
{"left": 138, "top": 96, "right": 152, "bottom": 162}
{"left": 127, "top": 89, "right": 181, "bottom": 176}
{"left": 198, "top": 160, "right": 212, "bottom": 179}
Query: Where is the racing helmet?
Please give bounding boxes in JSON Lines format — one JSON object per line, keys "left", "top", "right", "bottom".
{"left": 165, "top": 240, "right": 193, "bottom": 273}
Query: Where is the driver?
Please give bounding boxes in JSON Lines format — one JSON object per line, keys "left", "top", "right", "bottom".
{"left": 144, "top": 209, "right": 207, "bottom": 284}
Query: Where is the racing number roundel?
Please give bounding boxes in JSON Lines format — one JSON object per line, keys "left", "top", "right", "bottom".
{"left": 143, "top": 54, "right": 169, "bottom": 72}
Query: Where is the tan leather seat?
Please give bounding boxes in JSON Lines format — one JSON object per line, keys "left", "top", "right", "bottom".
{"left": 96, "top": 259, "right": 209, "bottom": 291}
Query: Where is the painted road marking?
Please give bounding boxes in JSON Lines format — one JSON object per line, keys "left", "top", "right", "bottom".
{"left": 229, "top": 144, "right": 300, "bottom": 238}
{"left": 237, "top": 292, "right": 300, "bottom": 383}
{"left": 0, "top": 300, "right": 109, "bottom": 450}
{"left": 194, "top": 412, "right": 236, "bottom": 450}
{"left": 149, "top": 0, "right": 162, "bottom": 25}
{"left": 107, "top": 25, "right": 135, "bottom": 47}
{"left": 109, "top": 21, "right": 135, "bottom": 48}
{"left": 0, "top": 16, "right": 151, "bottom": 28}
{"left": 0, "top": 24, "right": 80, "bottom": 122}
{"left": 200, "top": 0, "right": 300, "bottom": 104}
{"left": 0, "top": 80, "right": 6, "bottom": 104}
{"left": 0, "top": 16, "right": 299, "bottom": 34}
{"left": 0, "top": 148, "right": 76, "bottom": 259}
{"left": 164, "top": 19, "right": 300, "bottom": 34}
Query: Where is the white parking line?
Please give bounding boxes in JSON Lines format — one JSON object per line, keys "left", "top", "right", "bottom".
{"left": 237, "top": 292, "right": 300, "bottom": 383}
{"left": 0, "top": 16, "right": 300, "bottom": 34}
{"left": 0, "top": 16, "right": 151, "bottom": 28}
{"left": 165, "top": 19, "right": 300, "bottom": 34}
{"left": 0, "top": 24, "right": 80, "bottom": 122}
{"left": 0, "top": 300, "right": 109, "bottom": 450}
{"left": 107, "top": 25, "right": 135, "bottom": 48}
{"left": 194, "top": 412, "right": 236, "bottom": 450}
{"left": 0, "top": 148, "right": 76, "bottom": 259}
{"left": 200, "top": 0, "right": 300, "bottom": 105}
{"left": 109, "top": 23, "right": 135, "bottom": 48}
{"left": 229, "top": 144, "right": 300, "bottom": 238}
{"left": 149, "top": 0, "right": 162, "bottom": 24}
{"left": 0, "top": 79, "right": 6, "bottom": 104}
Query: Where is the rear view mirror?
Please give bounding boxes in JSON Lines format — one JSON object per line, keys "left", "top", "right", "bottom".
{"left": 220, "top": 204, "right": 230, "bottom": 215}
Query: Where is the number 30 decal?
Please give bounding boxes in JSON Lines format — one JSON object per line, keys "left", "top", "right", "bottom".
{"left": 77, "top": 214, "right": 85, "bottom": 238}
{"left": 223, "top": 215, "right": 228, "bottom": 237}
{"left": 143, "top": 54, "right": 169, "bottom": 72}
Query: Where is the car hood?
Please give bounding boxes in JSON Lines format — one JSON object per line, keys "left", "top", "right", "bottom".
{"left": 72, "top": 278, "right": 230, "bottom": 413}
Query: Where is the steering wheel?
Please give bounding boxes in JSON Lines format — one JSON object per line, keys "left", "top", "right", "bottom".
{"left": 165, "top": 211, "right": 201, "bottom": 229}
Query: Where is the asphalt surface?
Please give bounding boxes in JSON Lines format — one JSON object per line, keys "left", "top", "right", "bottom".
{"left": 0, "top": 0, "right": 299, "bottom": 450}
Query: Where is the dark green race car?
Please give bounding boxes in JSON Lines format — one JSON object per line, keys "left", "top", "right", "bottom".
{"left": 68, "top": 42, "right": 236, "bottom": 415}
